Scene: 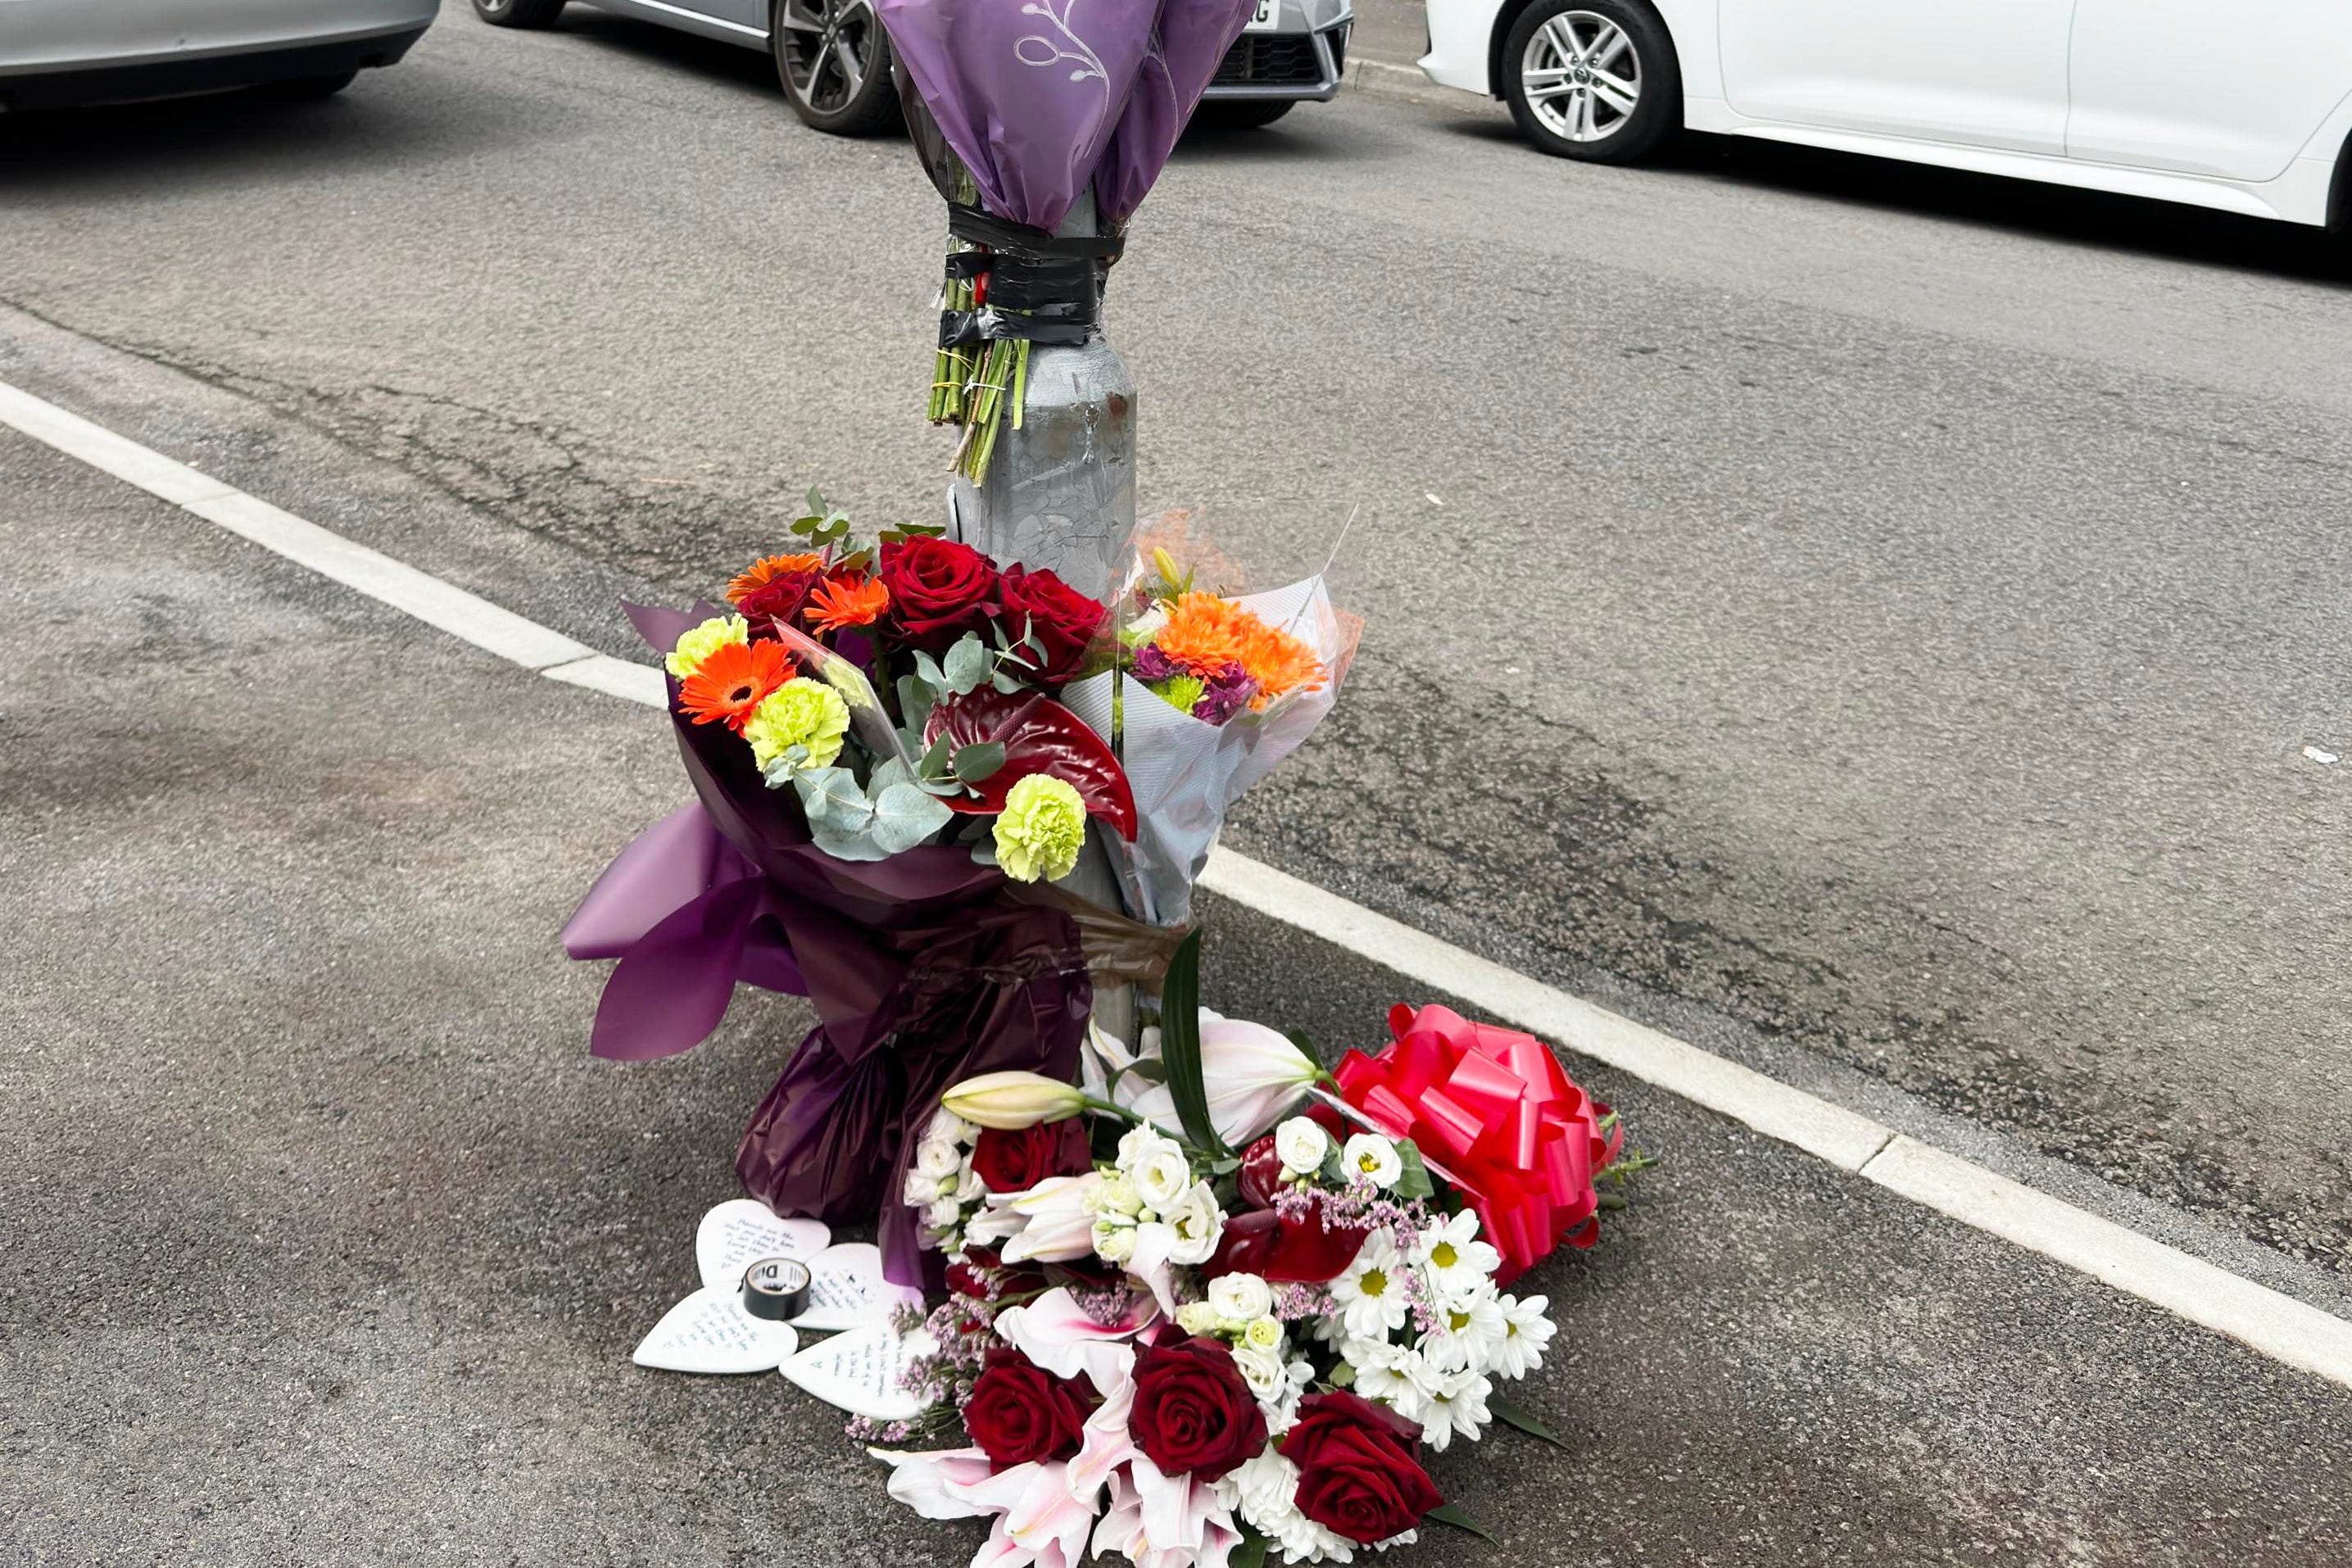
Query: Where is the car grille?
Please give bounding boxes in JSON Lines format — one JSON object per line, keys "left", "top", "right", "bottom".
{"left": 1212, "top": 34, "right": 1328, "bottom": 88}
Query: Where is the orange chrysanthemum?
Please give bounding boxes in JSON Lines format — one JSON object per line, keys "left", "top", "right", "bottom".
{"left": 678, "top": 638, "right": 791, "bottom": 732}
{"left": 727, "top": 553, "right": 827, "bottom": 606}
{"left": 807, "top": 573, "right": 890, "bottom": 636}
{"left": 1154, "top": 592, "right": 1325, "bottom": 709}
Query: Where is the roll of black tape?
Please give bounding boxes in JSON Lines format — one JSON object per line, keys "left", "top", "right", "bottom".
{"left": 741, "top": 1257, "right": 812, "bottom": 1322}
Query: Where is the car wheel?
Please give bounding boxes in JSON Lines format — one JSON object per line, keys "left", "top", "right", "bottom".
{"left": 1192, "top": 99, "right": 1295, "bottom": 131}
{"left": 1501, "top": 0, "right": 1679, "bottom": 163}
{"left": 772, "top": 0, "right": 900, "bottom": 137}
{"left": 474, "top": 0, "right": 569, "bottom": 28}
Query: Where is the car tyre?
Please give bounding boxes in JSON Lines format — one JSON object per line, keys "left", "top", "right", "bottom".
{"left": 1501, "top": 0, "right": 1679, "bottom": 163}
{"left": 1192, "top": 99, "right": 1295, "bottom": 131}
{"left": 474, "top": 0, "right": 569, "bottom": 28}
{"left": 772, "top": 0, "right": 901, "bottom": 137}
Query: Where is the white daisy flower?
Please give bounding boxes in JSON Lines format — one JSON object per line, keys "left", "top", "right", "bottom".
{"left": 1411, "top": 1209, "right": 1502, "bottom": 1296}
{"left": 1488, "top": 1292, "right": 1556, "bottom": 1381}
{"left": 1274, "top": 1116, "right": 1331, "bottom": 1178}
{"left": 1348, "top": 1338, "right": 1434, "bottom": 1426}
{"left": 1422, "top": 1285, "right": 1508, "bottom": 1375}
{"left": 1329, "top": 1231, "right": 1411, "bottom": 1341}
{"left": 1415, "top": 1367, "right": 1493, "bottom": 1452}
{"left": 1341, "top": 1133, "right": 1403, "bottom": 1190}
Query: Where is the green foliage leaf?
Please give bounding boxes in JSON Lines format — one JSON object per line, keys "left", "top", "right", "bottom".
{"left": 896, "top": 673, "right": 936, "bottom": 738}
{"left": 913, "top": 649, "right": 948, "bottom": 691}
{"left": 1425, "top": 1503, "right": 1496, "bottom": 1543}
{"left": 1489, "top": 1394, "right": 1573, "bottom": 1451}
{"left": 793, "top": 767, "right": 870, "bottom": 834}
{"left": 943, "top": 634, "right": 989, "bottom": 696}
{"left": 869, "top": 781, "right": 954, "bottom": 854}
{"left": 1229, "top": 1530, "right": 1269, "bottom": 1568}
{"left": 1392, "top": 1140, "right": 1435, "bottom": 1202}
{"left": 952, "top": 742, "right": 1006, "bottom": 785}
{"left": 1158, "top": 931, "right": 1224, "bottom": 1156}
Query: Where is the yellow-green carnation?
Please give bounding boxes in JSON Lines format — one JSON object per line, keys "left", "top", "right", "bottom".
{"left": 665, "top": 615, "right": 747, "bottom": 678}
{"left": 993, "top": 773, "right": 1085, "bottom": 883}
{"left": 743, "top": 678, "right": 850, "bottom": 775}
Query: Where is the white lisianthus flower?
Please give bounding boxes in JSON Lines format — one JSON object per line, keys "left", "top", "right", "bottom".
{"left": 1489, "top": 1293, "right": 1556, "bottom": 1381}
{"left": 1094, "top": 1217, "right": 1139, "bottom": 1263}
{"left": 1348, "top": 1338, "right": 1433, "bottom": 1426}
{"left": 1341, "top": 1133, "right": 1403, "bottom": 1190}
{"left": 1231, "top": 1341, "right": 1287, "bottom": 1400}
{"left": 913, "top": 1136, "right": 963, "bottom": 1181}
{"left": 924, "top": 1194, "right": 963, "bottom": 1230}
{"left": 954, "top": 1166, "right": 984, "bottom": 1203}
{"left": 1274, "top": 1116, "right": 1331, "bottom": 1179}
{"left": 1117, "top": 1126, "right": 1194, "bottom": 1215}
{"left": 1161, "top": 1181, "right": 1226, "bottom": 1266}
{"left": 1423, "top": 1285, "right": 1508, "bottom": 1375}
{"left": 1085, "top": 1171, "right": 1144, "bottom": 1218}
{"left": 1330, "top": 1231, "right": 1410, "bottom": 1340}
{"left": 1412, "top": 1209, "right": 1502, "bottom": 1295}
{"left": 1122, "top": 1015, "right": 1321, "bottom": 1146}
{"left": 1207, "top": 1271, "right": 1273, "bottom": 1327}
{"left": 1242, "top": 1316, "right": 1283, "bottom": 1353}
{"left": 1215, "top": 1450, "right": 1358, "bottom": 1565}
{"left": 901, "top": 1172, "right": 940, "bottom": 1207}
{"left": 1176, "top": 1300, "right": 1223, "bottom": 1336}
{"left": 1416, "top": 1367, "right": 1494, "bottom": 1452}
{"left": 924, "top": 1106, "right": 978, "bottom": 1147}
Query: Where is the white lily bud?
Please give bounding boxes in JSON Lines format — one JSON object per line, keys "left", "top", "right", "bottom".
{"left": 940, "top": 1071, "right": 1087, "bottom": 1131}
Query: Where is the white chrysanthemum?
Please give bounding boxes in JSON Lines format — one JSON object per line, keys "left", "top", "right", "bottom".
{"left": 1411, "top": 1209, "right": 1502, "bottom": 1297}
{"left": 1275, "top": 1116, "right": 1330, "bottom": 1178}
{"left": 1422, "top": 1285, "right": 1508, "bottom": 1375}
{"left": 1489, "top": 1292, "right": 1555, "bottom": 1381}
{"left": 913, "top": 1136, "right": 963, "bottom": 1181}
{"left": 1348, "top": 1338, "right": 1433, "bottom": 1427}
{"left": 1341, "top": 1133, "right": 1402, "bottom": 1190}
{"left": 1415, "top": 1367, "right": 1493, "bottom": 1452}
{"left": 1215, "top": 1450, "right": 1357, "bottom": 1565}
{"left": 1329, "top": 1231, "right": 1410, "bottom": 1340}
{"left": 1208, "top": 1271, "right": 1273, "bottom": 1326}
{"left": 1161, "top": 1181, "right": 1226, "bottom": 1266}
{"left": 1117, "top": 1125, "right": 1194, "bottom": 1214}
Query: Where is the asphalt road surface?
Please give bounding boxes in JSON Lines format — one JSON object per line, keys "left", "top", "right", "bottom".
{"left": 3, "top": 9, "right": 2350, "bottom": 1563}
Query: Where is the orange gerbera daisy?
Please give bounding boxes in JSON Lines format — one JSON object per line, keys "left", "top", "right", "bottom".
{"left": 727, "top": 553, "right": 827, "bottom": 606}
{"left": 1154, "top": 592, "right": 1325, "bottom": 709}
{"left": 678, "top": 638, "right": 791, "bottom": 732}
{"left": 807, "top": 573, "right": 890, "bottom": 636}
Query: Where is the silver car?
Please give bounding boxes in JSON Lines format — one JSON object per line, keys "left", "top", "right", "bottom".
{"left": 0, "top": 0, "right": 439, "bottom": 109}
{"left": 473, "top": 0, "right": 1348, "bottom": 135}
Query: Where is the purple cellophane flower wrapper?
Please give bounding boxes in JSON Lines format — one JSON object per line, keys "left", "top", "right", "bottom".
{"left": 879, "top": 0, "right": 1255, "bottom": 231}
{"left": 562, "top": 603, "right": 1091, "bottom": 1287}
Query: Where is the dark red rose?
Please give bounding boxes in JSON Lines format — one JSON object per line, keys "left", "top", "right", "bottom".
{"left": 881, "top": 537, "right": 998, "bottom": 648}
{"left": 963, "top": 1348, "right": 1097, "bottom": 1471}
{"left": 970, "top": 1120, "right": 1094, "bottom": 1195}
{"left": 1126, "top": 1334, "right": 1267, "bottom": 1482}
{"left": 1281, "top": 1391, "right": 1442, "bottom": 1545}
{"left": 997, "top": 565, "right": 1107, "bottom": 686}
{"left": 735, "top": 569, "right": 824, "bottom": 633}
{"left": 1203, "top": 1201, "right": 1370, "bottom": 1284}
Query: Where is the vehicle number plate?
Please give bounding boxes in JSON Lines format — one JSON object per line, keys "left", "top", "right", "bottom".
{"left": 1244, "top": 0, "right": 1280, "bottom": 31}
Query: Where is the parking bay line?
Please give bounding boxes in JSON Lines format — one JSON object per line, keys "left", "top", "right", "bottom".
{"left": 8, "top": 373, "right": 2350, "bottom": 1394}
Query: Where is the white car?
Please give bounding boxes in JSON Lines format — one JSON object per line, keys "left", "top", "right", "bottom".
{"left": 0, "top": 0, "right": 439, "bottom": 109}
{"left": 1420, "top": 0, "right": 2352, "bottom": 228}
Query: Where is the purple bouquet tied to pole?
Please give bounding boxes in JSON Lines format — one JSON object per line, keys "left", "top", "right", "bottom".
{"left": 883, "top": 0, "right": 1255, "bottom": 491}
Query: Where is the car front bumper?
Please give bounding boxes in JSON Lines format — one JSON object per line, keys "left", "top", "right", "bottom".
{"left": 1201, "top": 0, "right": 1353, "bottom": 102}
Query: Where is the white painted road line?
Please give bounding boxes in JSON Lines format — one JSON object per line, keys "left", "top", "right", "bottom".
{"left": 11, "top": 374, "right": 2352, "bottom": 1394}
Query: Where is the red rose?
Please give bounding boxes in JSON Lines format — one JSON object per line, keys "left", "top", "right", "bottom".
{"left": 997, "top": 565, "right": 1107, "bottom": 686}
{"left": 881, "top": 537, "right": 998, "bottom": 648}
{"left": 963, "top": 1348, "right": 1096, "bottom": 1471}
{"left": 1126, "top": 1334, "right": 1267, "bottom": 1482}
{"left": 969, "top": 1120, "right": 1094, "bottom": 1195}
{"left": 735, "top": 569, "right": 824, "bottom": 633}
{"left": 1281, "top": 1392, "right": 1442, "bottom": 1545}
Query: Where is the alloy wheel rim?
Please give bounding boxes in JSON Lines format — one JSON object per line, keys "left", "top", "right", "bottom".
{"left": 778, "top": 0, "right": 878, "bottom": 113}
{"left": 1520, "top": 11, "right": 1639, "bottom": 143}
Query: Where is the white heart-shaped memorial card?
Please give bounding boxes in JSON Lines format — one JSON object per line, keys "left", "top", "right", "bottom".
{"left": 791, "top": 1242, "right": 928, "bottom": 1334}
{"left": 695, "top": 1199, "right": 832, "bottom": 1296}
{"left": 632, "top": 1286, "right": 800, "bottom": 1375}
{"left": 778, "top": 1322, "right": 934, "bottom": 1421}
